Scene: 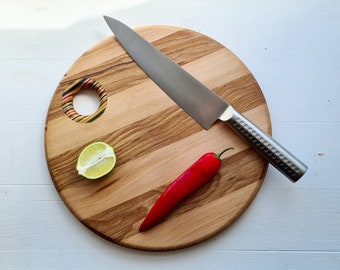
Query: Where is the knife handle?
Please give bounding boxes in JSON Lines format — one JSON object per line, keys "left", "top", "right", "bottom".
{"left": 224, "top": 107, "right": 307, "bottom": 182}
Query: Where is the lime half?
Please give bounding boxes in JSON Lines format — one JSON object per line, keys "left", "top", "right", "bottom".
{"left": 76, "top": 142, "right": 116, "bottom": 179}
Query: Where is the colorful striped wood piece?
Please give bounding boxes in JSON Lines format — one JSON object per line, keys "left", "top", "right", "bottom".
{"left": 44, "top": 26, "right": 271, "bottom": 251}
{"left": 61, "top": 77, "right": 108, "bottom": 123}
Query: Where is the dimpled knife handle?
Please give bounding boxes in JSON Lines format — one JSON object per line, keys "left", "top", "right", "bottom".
{"left": 226, "top": 108, "right": 308, "bottom": 182}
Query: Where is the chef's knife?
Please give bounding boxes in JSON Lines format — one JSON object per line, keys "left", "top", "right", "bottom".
{"left": 104, "top": 16, "right": 307, "bottom": 182}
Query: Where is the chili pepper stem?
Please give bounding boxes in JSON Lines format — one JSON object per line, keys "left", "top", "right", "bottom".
{"left": 216, "top": 147, "right": 235, "bottom": 160}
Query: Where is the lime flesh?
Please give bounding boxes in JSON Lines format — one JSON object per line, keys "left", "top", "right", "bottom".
{"left": 76, "top": 142, "right": 116, "bottom": 179}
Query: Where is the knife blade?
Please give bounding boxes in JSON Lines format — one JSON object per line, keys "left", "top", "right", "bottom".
{"left": 104, "top": 16, "right": 307, "bottom": 182}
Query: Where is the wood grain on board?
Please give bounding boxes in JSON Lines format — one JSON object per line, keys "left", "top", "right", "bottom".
{"left": 44, "top": 26, "right": 271, "bottom": 251}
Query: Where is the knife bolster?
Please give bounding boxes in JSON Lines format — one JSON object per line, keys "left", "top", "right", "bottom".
{"left": 219, "top": 106, "right": 234, "bottom": 121}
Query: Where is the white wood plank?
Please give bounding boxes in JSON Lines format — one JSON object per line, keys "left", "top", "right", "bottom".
{"left": 0, "top": 250, "right": 340, "bottom": 270}
{"left": 0, "top": 59, "right": 73, "bottom": 123}
{"left": 210, "top": 186, "right": 340, "bottom": 251}
{"left": 263, "top": 121, "right": 340, "bottom": 187}
{"left": 0, "top": 122, "right": 49, "bottom": 185}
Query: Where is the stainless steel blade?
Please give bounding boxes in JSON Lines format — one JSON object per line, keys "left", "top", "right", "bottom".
{"left": 104, "top": 16, "right": 228, "bottom": 130}
{"left": 103, "top": 16, "right": 308, "bottom": 182}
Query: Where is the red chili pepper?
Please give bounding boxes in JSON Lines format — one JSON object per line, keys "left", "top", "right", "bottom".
{"left": 139, "top": 147, "right": 234, "bottom": 232}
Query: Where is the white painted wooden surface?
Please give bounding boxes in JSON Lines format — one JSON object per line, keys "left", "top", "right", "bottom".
{"left": 1, "top": 0, "right": 339, "bottom": 269}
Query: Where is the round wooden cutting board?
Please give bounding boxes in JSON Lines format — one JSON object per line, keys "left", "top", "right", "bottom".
{"left": 45, "top": 26, "right": 271, "bottom": 251}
